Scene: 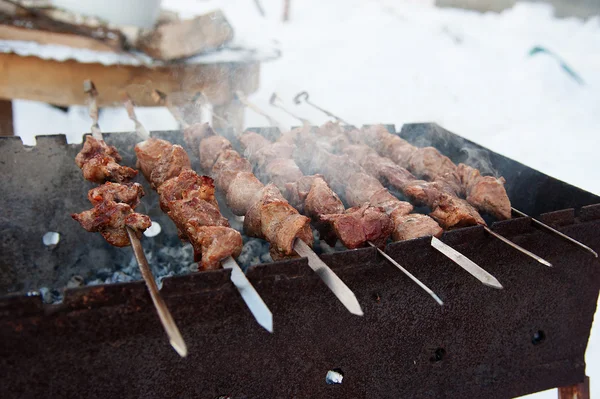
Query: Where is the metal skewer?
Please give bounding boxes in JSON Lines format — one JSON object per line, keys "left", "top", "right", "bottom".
{"left": 235, "top": 91, "right": 284, "bottom": 130}
{"left": 270, "top": 93, "right": 311, "bottom": 126}
{"left": 265, "top": 92, "right": 507, "bottom": 287}
{"left": 84, "top": 80, "right": 187, "bottom": 357}
{"left": 292, "top": 91, "right": 555, "bottom": 267}
{"left": 511, "top": 207, "right": 597, "bottom": 258}
{"left": 156, "top": 90, "right": 364, "bottom": 316}
{"left": 127, "top": 92, "right": 274, "bottom": 332}
{"left": 294, "top": 91, "right": 350, "bottom": 125}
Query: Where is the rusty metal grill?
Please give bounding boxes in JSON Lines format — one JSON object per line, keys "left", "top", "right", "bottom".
{"left": 0, "top": 123, "right": 598, "bottom": 398}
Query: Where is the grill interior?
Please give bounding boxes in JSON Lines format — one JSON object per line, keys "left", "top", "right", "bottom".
{"left": 0, "top": 123, "right": 598, "bottom": 398}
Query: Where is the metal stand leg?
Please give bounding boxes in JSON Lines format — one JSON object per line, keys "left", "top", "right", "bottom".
{"left": 558, "top": 376, "right": 590, "bottom": 399}
{"left": 0, "top": 99, "right": 14, "bottom": 136}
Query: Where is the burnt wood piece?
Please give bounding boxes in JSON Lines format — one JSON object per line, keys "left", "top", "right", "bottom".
{"left": 1, "top": 124, "right": 599, "bottom": 398}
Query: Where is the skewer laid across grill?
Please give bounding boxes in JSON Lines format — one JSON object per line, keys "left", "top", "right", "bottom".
{"left": 154, "top": 90, "right": 364, "bottom": 316}
{"left": 236, "top": 92, "right": 503, "bottom": 289}
{"left": 123, "top": 96, "right": 273, "bottom": 332}
{"left": 71, "top": 81, "right": 187, "bottom": 357}
{"left": 270, "top": 93, "right": 552, "bottom": 267}
{"left": 240, "top": 129, "right": 448, "bottom": 303}
{"left": 294, "top": 91, "right": 597, "bottom": 259}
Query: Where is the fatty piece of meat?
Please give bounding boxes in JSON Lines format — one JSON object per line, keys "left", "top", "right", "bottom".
{"left": 184, "top": 122, "right": 216, "bottom": 157}
{"left": 320, "top": 204, "right": 393, "bottom": 249}
{"left": 211, "top": 149, "right": 253, "bottom": 193}
{"left": 391, "top": 213, "right": 443, "bottom": 241}
{"left": 226, "top": 172, "right": 265, "bottom": 215}
{"left": 157, "top": 170, "right": 219, "bottom": 213}
{"left": 344, "top": 172, "right": 385, "bottom": 206}
{"left": 244, "top": 184, "right": 313, "bottom": 255}
{"left": 76, "top": 136, "right": 138, "bottom": 184}
{"left": 264, "top": 158, "right": 304, "bottom": 192}
{"left": 455, "top": 163, "right": 511, "bottom": 220}
{"left": 134, "top": 138, "right": 172, "bottom": 182}
{"left": 72, "top": 201, "right": 151, "bottom": 247}
{"left": 149, "top": 145, "right": 191, "bottom": 188}
{"left": 239, "top": 132, "right": 271, "bottom": 162}
{"left": 286, "top": 175, "right": 344, "bottom": 217}
{"left": 88, "top": 182, "right": 145, "bottom": 208}
{"left": 370, "top": 189, "right": 414, "bottom": 216}
{"left": 253, "top": 142, "right": 297, "bottom": 173}
{"left": 185, "top": 224, "right": 243, "bottom": 270}
{"left": 199, "top": 135, "right": 233, "bottom": 171}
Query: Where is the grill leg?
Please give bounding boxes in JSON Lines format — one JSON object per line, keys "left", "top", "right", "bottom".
{"left": 0, "top": 99, "right": 14, "bottom": 136}
{"left": 558, "top": 376, "right": 590, "bottom": 399}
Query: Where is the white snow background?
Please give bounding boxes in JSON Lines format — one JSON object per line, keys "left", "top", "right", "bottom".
{"left": 11, "top": 0, "right": 599, "bottom": 397}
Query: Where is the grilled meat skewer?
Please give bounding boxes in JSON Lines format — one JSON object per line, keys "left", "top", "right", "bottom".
{"left": 125, "top": 94, "right": 273, "bottom": 333}
{"left": 71, "top": 81, "right": 187, "bottom": 357}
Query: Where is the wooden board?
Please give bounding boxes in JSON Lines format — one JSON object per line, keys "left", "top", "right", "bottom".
{"left": 0, "top": 52, "right": 260, "bottom": 107}
{"left": 0, "top": 24, "right": 120, "bottom": 52}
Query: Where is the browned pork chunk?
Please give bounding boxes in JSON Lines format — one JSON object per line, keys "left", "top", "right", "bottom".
{"left": 157, "top": 169, "right": 219, "bottom": 212}
{"left": 199, "top": 135, "right": 233, "bottom": 171}
{"left": 76, "top": 136, "right": 138, "bottom": 183}
{"left": 321, "top": 204, "right": 393, "bottom": 249}
{"left": 391, "top": 213, "right": 443, "bottom": 241}
{"left": 454, "top": 164, "right": 511, "bottom": 220}
{"left": 226, "top": 172, "right": 266, "bottom": 215}
{"left": 244, "top": 184, "right": 313, "bottom": 256}
{"left": 212, "top": 149, "right": 254, "bottom": 193}
{"left": 88, "top": 182, "right": 145, "bottom": 208}
{"left": 134, "top": 138, "right": 172, "bottom": 181}
{"left": 149, "top": 145, "right": 191, "bottom": 188}
{"left": 185, "top": 224, "right": 243, "bottom": 270}
{"left": 72, "top": 200, "right": 151, "bottom": 247}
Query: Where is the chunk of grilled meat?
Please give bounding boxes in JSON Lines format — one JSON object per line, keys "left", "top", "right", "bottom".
{"left": 185, "top": 224, "right": 243, "bottom": 270}
{"left": 392, "top": 214, "right": 443, "bottom": 241}
{"left": 452, "top": 164, "right": 511, "bottom": 220}
{"left": 157, "top": 169, "right": 219, "bottom": 213}
{"left": 321, "top": 204, "right": 394, "bottom": 249}
{"left": 243, "top": 184, "right": 313, "bottom": 256}
{"left": 72, "top": 200, "right": 151, "bottom": 247}
{"left": 87, "top": 182, "right": 145, "bottom": 208}
{"left": 134, "top": 138, "right": 172, "bottom": 182}
{"left": 76, "top": 136, "right": 137, "bottom": 184}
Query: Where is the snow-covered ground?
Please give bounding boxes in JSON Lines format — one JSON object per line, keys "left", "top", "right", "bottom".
{"left": 11, "top": 0, "right": 599, "bottom": 397}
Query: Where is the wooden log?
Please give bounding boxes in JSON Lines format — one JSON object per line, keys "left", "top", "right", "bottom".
{"left": 137, "top": 10, "right": 234, "bottom": 61}
{"left": 0, "top": 53, "right": 260, "bottom": 107}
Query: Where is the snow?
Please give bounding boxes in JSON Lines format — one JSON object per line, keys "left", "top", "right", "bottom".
{"left": 9, "top": 0, "right": 600, "bottom": 397}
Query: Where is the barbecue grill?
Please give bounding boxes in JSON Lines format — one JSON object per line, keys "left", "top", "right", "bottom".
{"left": 1, "top": 123, "right": 598, "bottom": 398}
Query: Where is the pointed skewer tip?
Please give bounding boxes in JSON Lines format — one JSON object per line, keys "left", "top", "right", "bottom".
{"left": 170, "top": 339, "right": 188, "bottom": 358}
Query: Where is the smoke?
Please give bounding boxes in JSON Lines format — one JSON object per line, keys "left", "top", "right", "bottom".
{"left": 460, "top": 144, "right": 499, "bottom": 177}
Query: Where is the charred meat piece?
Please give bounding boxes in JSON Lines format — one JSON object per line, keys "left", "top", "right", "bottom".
{"left": 157, "top": 169, "right": 219, "bottom": 212}
{"left": 185, "top": 224, "right": 243, "bottom": 270}
{"left": 134, "top": 138, "right": 172, "bottom": 182}
{"left": 72, "top": 200, "right": 151, "bottom": 247}
{"left": 149, "top": 145, "right": 191, "bottom": 189}
{"left": 168, "top": 196, "right": 230, "bottom": 234}
{"left": 88, "top": 182, "right": 145, "bottom": 208}
{"left": 321, "top": 204, "right": 393, "bottom": 249}
{"left": 244, "top": 184, "right": 313, "bottom": 255}
{"left": 76, "top": 136, "right": 137, "bottom": 184}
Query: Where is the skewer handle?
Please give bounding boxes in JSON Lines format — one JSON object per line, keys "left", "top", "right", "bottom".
{"left": 126, "top": 227, "right": 188, "bottom": 357}
{"left": 511, "top": 207, "right": 598, "bottom": 258}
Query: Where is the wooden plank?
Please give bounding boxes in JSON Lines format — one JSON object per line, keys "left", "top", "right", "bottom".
{"left": 0, "top": 25, "right": 119, "bottom": 52}
{"left": 137, "top": 11, "right": 233, "bottom": 61}
{"left": 0, "top": 53, "right": 260, "bottom": 107}
{"left": 0, "top": 99, "right": 13, "bottom": 136}
{"left": 558, "top": 376, "right": 590, "bottom": 399}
